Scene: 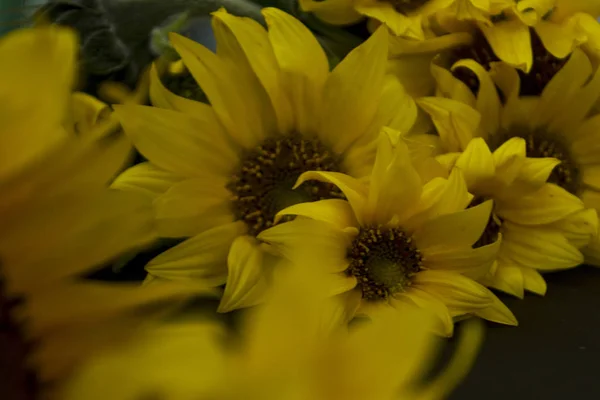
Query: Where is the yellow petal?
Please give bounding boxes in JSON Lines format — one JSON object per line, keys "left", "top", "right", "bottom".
{"left": 320, "top": 26, "right": 388, "bottom": 154}
{"left": 532, "top": 49, "right": 592, "bottom": 129}
{"left": 69, "top": 92, "right": 110, "bottom": 136}
{"left": 489, "top": 61, "right": 522, "bottom": 129}
{"left": 0, "top": 191, "right": 157, "bottom": 294}
{"left": 367, "top": 128, "right": 423, "bottom": 225}
{"left": 451, "top": 59, "right": 501, "bottom": 136}
{"left": 276, "top": 198, "right": 358, "bottom": 230}
{"left": 111, "top": 162, "right": 183, "bottom": 198}
{"left": 212, "top": 10, "right": 294, "bottom": 134}
{"left": 154, "top": 178, "right": 234, "bottom": 238}
{"left": 534, "top": 20, "right": 579, "bottom": 58}
{"left": 258, "top": 218, "right": 353, "bottom": 273}
{"left": 397, "top": 288, "right": 454, "bottom": 336}
{"left": 413, "top": 270, "right": 492, "bottom": 313}
{"left": 294, "top": 171, "right": 368, "bottom": 225}
{"left": 146, "top": 222, "right": 247, "bottom": 285}
{"left": 149, "top": 64, "right": 215, "bottom": 115}
{"left": 417, "top": 167, "right": 473, "bottom": 220}
{"left": 454, "top": 137, "right": 495, "bottom": 191}
{"left": 521, "top": 267, "right": 547, "bottom": 296}
{"left": 219, "top": 236, "right": 269, "bottom": 312}
{"left": 299, "top": 0, "right": 364, "bottom": 25}
{"left": 478, "top": 19, "right": 532, "bottom": 72}
{"left": 354, "top": 0, "right": 419, "bottom": 37}
{"left": 571, "top": 115, "right": 600, "bottom": 164}
{"left": 0, "top": 26, "right": 76, "bottom": 179}
{"left": 413, "top": 199, "right": 493, "bottom": 250}
{"left": 500, "top": 221, "right": 584, "bottom": 271}
{"left": 169, "top": 32, "right": 267, "bottom": 148}
{"left": 485, "top": 263, "right": 525, "bottom": 298}
{"left": 430, "top": 62, "right": 477, "bottom": 107}
{"left": 491, "top": 137, "right": 526, "bottom": 186}
{"left": 416, "top": 97, "right": 480, "bottom": 152}
{"left": 547, "top": 208, "right": 598, "bottom": 248}
{"left": 471, "top": 290, "right": 517, "bottom": 326}
{"left": 23, "top": 281, "right": 215, "bottom": 334}
{"left": 114, "top": 105, "right": 238, "bottom": 177}
{"left": 424, "top": 237, "right": 501, "bottom": 280}
{"left": 496, "top": 183, "right": 585, "bottom": 225}
{"left": 513, "top": 157, "right": 560, "bottom": 188}
{"left": 262, "top": 7, "right": 329, "bottom": 135}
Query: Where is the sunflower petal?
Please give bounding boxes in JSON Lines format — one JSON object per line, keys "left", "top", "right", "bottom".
{"left": 397, "top": 288, "right": 454, "bottom": 336}
{"left": 478, "top": 19, "right": 532, "bottom": 72}
{"left": 111, "top": 162, "right": 183, "bottom": 198}
{"left": 471, "top": 290, "right": 518, "bottom": 326}
{"left": 149, "top": 64, "right": 210, "bottom": 114}
{"left": 219, "top": 236, "right": 269, "bottom": 313}
{"left": 299, "top": 0, "right": 364, "bottom": 25}
{"left": 169, "top": 32, "right": 266, "bottom": 148}
{"left": 454, "top": 137, "right": 495, "bottom": 191}
{"left": 485, "top": 263, "right": 525, "bottom": 298}
{"left": 417, "top": 97, "right": 480, "bottom": 152}
{"left": 500, "top": 221, "right": 584, "bottom": 271}
{"left": 146, "top": 222, "right": 247, "bottom": 285}
{"left": 276, "top": 199, "right": 358, "bottom": 230}
{"left": 262, "top": 7, "right": 329, "bottom": 135}
{"left": 521, "top": 267, "right": 547, "bottom": 296}
{"left": 496, "top": 183, "right": 585, "bottom": 225}
{"left": 294, "top": 171, "right": 368, "bottom": 224}
{"left": 424, "top": 238, "right": 501, "bottom": 280}
{"left": 320, "top": 26, "right": 388, "bottom": 154}
{"left": 414, "top": 199, "right": 492, "bottom": 250}
{"left": 114, "top": 105, "right": 238, "bottom": 177}
{"left": 431, "top": 62, "right": 477, "bottom": 107}
{"left": 155, "top": 178, "right": 235, "bottom": 238}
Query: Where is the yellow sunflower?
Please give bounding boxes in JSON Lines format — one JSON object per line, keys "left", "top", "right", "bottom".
{"left": 0, "top": 26, "right": 212, "bottom": 385}
{"left": 113, "top": 8, "right": 419, "bottom": 313}
{"left": 432, "top": 0, "right": 600, "bottom": 72}
{"left": 61, "top": 267, "right": 484, "bottom": 400}
{"left": 416, "top": 55, "right": 599, "bottom": 295}
{"left": 259, "top": 127, "right": 516, "bottom": 336}
{"left": 299, "top": 0, "right": 512, "bottom": 40}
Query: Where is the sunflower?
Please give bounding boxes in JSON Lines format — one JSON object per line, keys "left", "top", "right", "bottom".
{"left": 60, "top": 266, "right": 483, "bottom": 400}
{"left": 113, "top": 8, "right": 419, "bottom": 313}
{"left": 299, "top": 0, "right": 511, "bottom": 40}
{"left": 0, "top": 26, "right": 213, "bottom": 386}
{"left": 416, "top": 55, "right": 599, "bottom": 295}
{"left": 258, "top": 127, "right": 515, "bottom": 336}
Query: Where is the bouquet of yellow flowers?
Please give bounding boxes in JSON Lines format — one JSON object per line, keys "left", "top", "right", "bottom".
{"left": 1, "top": 0, "right": 599, "bottom": 398}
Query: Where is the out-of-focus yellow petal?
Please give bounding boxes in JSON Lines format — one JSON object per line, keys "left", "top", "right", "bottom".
{"left": 299, "top": 0, "right": 364, "bottom": 25}
{"left": 478, "top": 19, "right": 533, "bottom": 72}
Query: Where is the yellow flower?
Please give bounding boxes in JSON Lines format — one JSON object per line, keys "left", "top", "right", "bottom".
{"left": 61, "top": 267, "right": 484, "bottom": 400}
{"left": 113, "top": 8, "right": 419, "bottom": 313}
{"left": 0, "top": 26, "right": 211, "bottom": 385}
{"left": 417, "top": 55, "right": 599, "bottom": 294}
{"left": 299, "top": 0, "right": 511, "bottom": 40}
{"left": 259, "top": 127, "right": 516, "bottom": 336}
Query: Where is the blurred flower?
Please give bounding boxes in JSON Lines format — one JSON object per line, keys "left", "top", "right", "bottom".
{"left": 0, "top": 26, "right": 213, "bottom": 385}
{"left": 260, "top": 127, "right": 516, "bottom": 336}
{"left": 60, "top": 266, "right": 484, "bottom": 400}
{"left": 299, "top": 0, "right": 512, "bottom": 40}
{"left": 113, "top": 8, "right": 419, "bottom": 313}
{"left": 416, "top": 55, "right": 599, "bottom": 294}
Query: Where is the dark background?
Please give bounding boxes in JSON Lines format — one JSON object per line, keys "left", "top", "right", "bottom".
{"left": 2, "top": 1, "right": 600, "bottom": 399}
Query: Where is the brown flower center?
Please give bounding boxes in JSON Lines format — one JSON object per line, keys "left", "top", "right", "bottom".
{"left": 347, "top": 226, "right": 423, "bottom": 301}
{"left": 449, "top": 27, "right": 568, "bottom": 96}
{"left": 227, "top": 134, "right": 344, "bottom": 236}
{"left": 488, "top": 126, "right": 581, "bottom": 194}
{"left": 380, "top": 0, "right": 431, "bottom": 14}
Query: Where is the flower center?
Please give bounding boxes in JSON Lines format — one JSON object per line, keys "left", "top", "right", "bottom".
{"left": 449, "top": 27, "right": 568, "bottom": 96}
{"left": 380, "top": 0, "right": 430, "bottom": 14}
{"left": 162, "top": 70, "right": 208, "bottom": 103}
{"left": 469, "top": 197, "right": 501, "bottom": 248}
{"left": 227, "top": 134, "right": 344, "bottom": 236}
{"left": 346, "top": 226, "right": 423, "bottom": 301}
{"left": 488, "top": 126, "right": 581, "bottom": 194}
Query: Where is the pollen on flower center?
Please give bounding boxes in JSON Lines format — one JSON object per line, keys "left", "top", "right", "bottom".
{"left": 227, "top": 134, "right": 344, "bottom": 236}
{"left": 347, "top": 226, "right": 423, "bottom": 301}
{"left": 489, "top": 126, "right": 581, "bottom": 195}
{"left": 380, "top": 0, "right": 430, "bottom": 14}
{"left": 469, "top": 197, "right": 501, "bottom": 248}
{"left": 449, "top": 28, "right": 568, "bottom": 96}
